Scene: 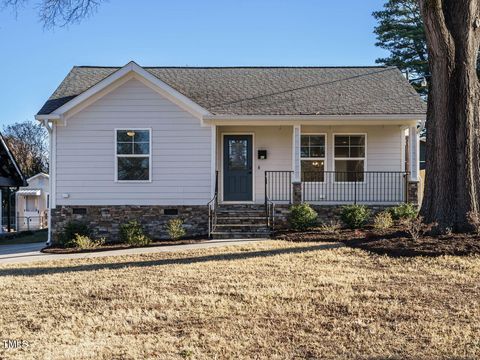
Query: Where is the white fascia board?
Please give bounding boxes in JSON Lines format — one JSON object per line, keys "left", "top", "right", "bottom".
{"left": 46, "top": 61, "right": 211, "bottom": 120}
{"left": 203, "top": 115, "right": 423, "bottom": 127}
{"left": 203, "top": 114, "right": 425, "bottom": 122}
{"left": 26, "top": 173, "right": 49, "bottom": 182}
{"left": 35, "top": 114, "right": 61, "bottom": 121}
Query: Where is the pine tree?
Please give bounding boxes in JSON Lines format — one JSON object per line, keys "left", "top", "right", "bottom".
{"left": 373, "top": 0, "right": 428, "bottom": 92}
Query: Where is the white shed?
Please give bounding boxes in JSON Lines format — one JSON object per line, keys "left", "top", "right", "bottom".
{"left": 15, "top": 173, "right": 49, "bottom": 231}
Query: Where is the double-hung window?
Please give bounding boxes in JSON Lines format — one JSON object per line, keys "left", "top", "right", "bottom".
{"left": 301, "top": 134, "right": 326, "bottom": 182}
{"left": 115, "top": 129, "right": 151, "bottom": 181}
{"left": 334, "top": 134, "right": 366, "bottom": 182}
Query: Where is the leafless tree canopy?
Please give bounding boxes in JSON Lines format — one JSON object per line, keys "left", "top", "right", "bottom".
{"left": 2, "top": 0, "right": 106, "bottom": 28}
{"left": 2, "top": 120, "right": 48, "bottom": 178}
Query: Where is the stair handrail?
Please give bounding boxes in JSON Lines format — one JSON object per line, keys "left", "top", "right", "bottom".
{"left": 265, "top": 195, "right": 275, "bottom": 232}
{"left": 208, "top": 193, "right": 218, "bottom": 238}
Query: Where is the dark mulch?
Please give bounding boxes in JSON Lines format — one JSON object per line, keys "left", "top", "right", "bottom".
{"left": 275, "top": 226, "right": 480, "bottom": 257}
{"left": 42, "top": 237, "right": 208, "bottom": 254}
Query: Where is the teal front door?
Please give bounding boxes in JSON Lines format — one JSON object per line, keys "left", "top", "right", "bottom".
{"left": 223, "top": 135, "right": 253, "bottom": 201}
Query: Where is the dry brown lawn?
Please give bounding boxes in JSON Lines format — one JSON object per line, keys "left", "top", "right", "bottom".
{"left": 0, "top": 241, "right": 479, "bottom": 359}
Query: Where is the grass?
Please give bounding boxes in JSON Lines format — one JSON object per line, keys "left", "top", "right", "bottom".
{"left": 0, "top": 229, "right": 47, "bottom": 245}
{"left": 0, "top": 240, "right": 479, "bottom": 359}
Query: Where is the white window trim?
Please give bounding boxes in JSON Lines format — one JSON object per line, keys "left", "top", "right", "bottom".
{"left": 300, "top": 133, "right": 327, "bottom": 183}
{"left": 114, "top": 128, "right": 152, "bottom": 183}
{"left": 332, "top": 133, "right": 367, "bottom": 183}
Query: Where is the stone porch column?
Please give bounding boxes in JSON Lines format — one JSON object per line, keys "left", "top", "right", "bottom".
{"left": 407, "top": 125, "right": 420, "bottom": 205}
{"left": 292, "top": 125, "right": 302, "bottom": 204}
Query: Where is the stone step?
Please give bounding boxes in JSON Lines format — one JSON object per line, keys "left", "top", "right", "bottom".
{"left": 216, "top": 217, "right": 266, "bottom": 225}
{"left": 211, "top": 204, "right": 271, "bottom": 239}
{"left": 216, "top": 224, "right": 267, "bottom": 229}
{"left": 211, "top": 231, "right": 271, "bottom": 239}
{"left": 217, "top": 204, "right": 266, "bottom": 209}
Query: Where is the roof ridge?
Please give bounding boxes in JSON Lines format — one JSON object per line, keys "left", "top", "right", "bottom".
{"left": 73, "top": 65, "right": 394, "bottom": 70}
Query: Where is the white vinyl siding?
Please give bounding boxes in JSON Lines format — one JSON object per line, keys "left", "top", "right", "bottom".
{"left": 55, "top": 78, "right": 211, "bottom": 206}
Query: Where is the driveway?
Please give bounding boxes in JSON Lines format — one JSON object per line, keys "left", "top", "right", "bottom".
{"left": 0, "top": 242, "right": 46, "bottom": 264}
{"left": 0, "top": 239, "right": 269, "bottom": 266}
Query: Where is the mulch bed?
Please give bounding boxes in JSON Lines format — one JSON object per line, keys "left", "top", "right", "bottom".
{"left": 42, "top": 237, "right": 208, "bottom": 254}
{"left": 275, "top": 226, "right": 480, "bottom": 257}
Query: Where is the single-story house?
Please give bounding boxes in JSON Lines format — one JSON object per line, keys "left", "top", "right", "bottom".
{"left": 36, "top": 62, "right": 426, "bottom": 243}
{"left": 15, "top": 173, "right": 49, "bottom": 231}
{"left": 0, "top": 132, "right": 27, "bottom": 233}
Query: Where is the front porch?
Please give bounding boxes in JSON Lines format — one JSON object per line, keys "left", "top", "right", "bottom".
{"left": 212, "top": 122, "right": 420, "bottom": 206}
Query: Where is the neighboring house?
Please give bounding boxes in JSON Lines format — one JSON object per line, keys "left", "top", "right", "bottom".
{"left": 36, "top": 62, "right": 426, "bottom": 242}
{"left": 15, "top": 173, "right": 49, "bottom": 231}
{"left": 0, "top": 132, "right": 27, "bottom": 233}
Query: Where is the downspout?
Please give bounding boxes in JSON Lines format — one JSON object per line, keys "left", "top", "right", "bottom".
{"left": 39, "top": 118, "right": 54, "bottom": 246}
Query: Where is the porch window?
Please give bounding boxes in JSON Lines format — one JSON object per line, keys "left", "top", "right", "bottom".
{"left": 301, "top": 134, "right": 325, "bottom": 182}
{"left": 334, "top": 134, "right": 365, "bottom": 182}
{"left": 115, "top": 129, "right": 151, "bottom": 181}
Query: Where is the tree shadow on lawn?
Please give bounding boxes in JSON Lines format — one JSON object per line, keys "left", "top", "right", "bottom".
{"left": 0, "top": 243, "right": 343, "bottom": 277}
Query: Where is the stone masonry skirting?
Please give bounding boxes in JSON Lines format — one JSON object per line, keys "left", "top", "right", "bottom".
{"left": 272, "top": 204, "right": 396, "bottom": 230}
{"left": 51, "top": 205, "right": 208, "bottom": 243}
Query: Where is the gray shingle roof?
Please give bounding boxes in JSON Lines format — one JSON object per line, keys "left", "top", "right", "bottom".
{"left": 38, "top": 66, "right": 426, "bottom": 116}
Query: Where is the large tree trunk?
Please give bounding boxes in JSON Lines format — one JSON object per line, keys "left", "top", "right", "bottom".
{"left": 419, "top": 0, "right": 480, "bottom": 232}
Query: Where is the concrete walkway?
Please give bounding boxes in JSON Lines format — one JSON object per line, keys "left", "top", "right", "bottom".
{"left": 0, "top": 239, "right": 269, "bottom": 265}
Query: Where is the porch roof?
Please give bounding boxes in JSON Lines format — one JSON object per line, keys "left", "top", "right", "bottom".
{"left": 38, "top": 65, "right": 426, "bottom": 117}
{"left": 0, "top": 132, "right": 27, "bottom": 188}
{"left": 16, "top": 189, "right": 41, "bottom": 196}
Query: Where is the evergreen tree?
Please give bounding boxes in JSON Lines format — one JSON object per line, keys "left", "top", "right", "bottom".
{"left": 373, "top": 0, "right": 428, "bottom": 92}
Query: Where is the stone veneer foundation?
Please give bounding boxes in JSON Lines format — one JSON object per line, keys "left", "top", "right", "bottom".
{"left": 51, "top": 205, "right": 209, "bottom": 243}
{"left": 51, "top": 202, "right": 414, "bottom": 243}
{"left": 272, "top": 204, "right": 398, "bottom": 230}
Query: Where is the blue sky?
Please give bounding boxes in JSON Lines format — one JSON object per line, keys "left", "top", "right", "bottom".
{"left": 0, "top": 0, "right": 387, "bottom": 127}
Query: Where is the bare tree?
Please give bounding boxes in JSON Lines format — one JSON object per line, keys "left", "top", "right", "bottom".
{"left": 2, "top": 0, "right": 105, "bottom": 28}
{"left": 2, "top": 120, "right": 48, "bottom": 178}
{"left": 419, "top": 0, "right": 480, "bottom": 232}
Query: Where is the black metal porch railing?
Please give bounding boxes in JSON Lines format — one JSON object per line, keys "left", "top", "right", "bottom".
{"left": 302, "top": 171, "right": 408, "bottom": 204}
{"left": 265, "top": 170, "right": 408, "bottom": 204}
{"left": 265, "top": 170, "right": 293, "bottom": 203}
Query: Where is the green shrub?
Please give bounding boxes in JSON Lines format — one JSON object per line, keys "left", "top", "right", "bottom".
{"left": 341, "top": 205, "right": 371, "bottom": 229}
{"left": 166, "top": 218, "right": 186, "bottom": 240}
{"left": 289, "top": 203, "right": 318, "bottom": 231}
{"left": 389, "top": 203, "right": 418, "bottom": 220}
{"left": 72, "top": 234, "right": 105, "bottom": 250}
{"left": 373, "top": 211, "right": 394, "bottom": 230}
{"left": 58, "top": 221, "right": 90, "bottom": 247}
{"left": 120, "top": 220, "right": 151, "bottom": 246}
